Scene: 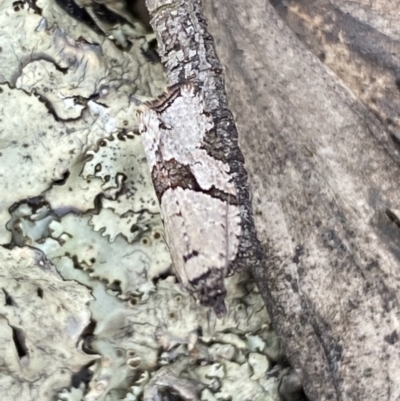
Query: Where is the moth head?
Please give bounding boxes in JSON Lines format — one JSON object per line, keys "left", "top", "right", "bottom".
{"left": 212, "top": 299, "right": 227, "bottom": 318}
{"left": 198, "top": 284, "right": 227, "bottom": 318}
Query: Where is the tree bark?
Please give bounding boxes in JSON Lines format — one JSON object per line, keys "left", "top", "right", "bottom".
{"left": 205, "top": 2, "right": 400, "bottom": 400}
{"left": 148, "top": 0, "right": 400, "bottom": 400}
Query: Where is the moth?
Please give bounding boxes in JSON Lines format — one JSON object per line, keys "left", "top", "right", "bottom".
{"left": 138, "top": 83, "right": 258, "bottom": 316}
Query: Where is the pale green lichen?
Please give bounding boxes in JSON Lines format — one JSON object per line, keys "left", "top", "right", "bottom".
{"left": 31, "top": 213, "right": 171, "bottom": 300}
{"left": 0, "top": 0, "right": 164, "bottom": 244}
{"left": 81, "top": 132, "right": 164, "bottom": 244}
{"left": 0, "top": 246, "right": 96, "bottom": 400}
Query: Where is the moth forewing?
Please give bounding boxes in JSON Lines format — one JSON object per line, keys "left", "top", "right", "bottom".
{"left": 137, "top": 83, "right": 243, "bottom": 316}
{"left": 161, "top": 187, "right": 241, "bottom": 272}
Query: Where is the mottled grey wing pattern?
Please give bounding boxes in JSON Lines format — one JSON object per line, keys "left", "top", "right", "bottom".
{"left": 138, "top": 84, "right": 242, "bottom": 316}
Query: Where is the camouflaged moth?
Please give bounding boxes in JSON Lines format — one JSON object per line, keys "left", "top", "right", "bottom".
{"left": 138, "top": 83, "right": 259, "bottom": 317}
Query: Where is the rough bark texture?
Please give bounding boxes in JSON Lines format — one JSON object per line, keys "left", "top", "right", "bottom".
{"left": 149, "top": 0, "right": 400, "bottom": 400}
{"left": 202, "top": 1, "right": 400, "bottom": 401}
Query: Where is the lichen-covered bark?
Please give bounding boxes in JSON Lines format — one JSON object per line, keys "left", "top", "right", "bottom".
{"left": 9, "top": 0, "right": 400, "bottom": 399}
{"left": 0, "top": 2, "right": 286, "bottom": 400}
{"left": 197, "top": 1, "right": 400, "bottom": 400}
{"left": 0, "top": 246, "right": 95, "bottom": 400}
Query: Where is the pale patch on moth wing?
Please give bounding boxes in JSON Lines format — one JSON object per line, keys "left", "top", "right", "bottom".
{"left": 161, "top": 188, "right": 241, "bottom": 291}
{"left": 190, "top": 149, "right": 235, "bottom": 193}
{"left": 138, "top": 83, "right": 236, "bottom": 195}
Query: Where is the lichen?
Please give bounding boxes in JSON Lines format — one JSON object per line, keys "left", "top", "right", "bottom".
{"left": 81, "top": 132, "right": 164, "bottom": 244}
{"left": 0, "top": 246, "right": 96, "bottom": 400}
{"left": 0, "top": 0, "right": 164, "bottom": 244}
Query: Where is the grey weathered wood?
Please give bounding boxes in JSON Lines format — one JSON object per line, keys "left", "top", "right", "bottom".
{"left": 148, "top": 0, "right": 400, "bottom": 400}
{"left": 203, "top": 1, "right": 400, "bottom": 400}
{"left": 269, "top": 0, "right": 400, "bottom": 147}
